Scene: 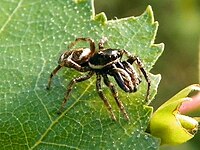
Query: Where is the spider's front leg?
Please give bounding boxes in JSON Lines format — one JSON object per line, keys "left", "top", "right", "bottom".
{"left": 57, "top": 71, "right": 94, "bottom": 114}
{"left": 123, "top": 50, "right": 151, "bottom": 102}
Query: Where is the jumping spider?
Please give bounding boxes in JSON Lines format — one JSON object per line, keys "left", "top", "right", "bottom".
{"left": 47, "top": 37, "right": 151, "bottom": 121}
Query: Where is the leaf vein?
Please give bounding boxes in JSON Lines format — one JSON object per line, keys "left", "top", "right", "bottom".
{"left": 34, "top": 47, "right": 53, "bottom": 122}
{"left": 30, "top": 79, "right": 94, "bottom": 149}
{"left": 0, "top": 0, "right": 23, "bottom": 34}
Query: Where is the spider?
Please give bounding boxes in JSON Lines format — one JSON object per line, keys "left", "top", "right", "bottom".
{"left": 47, "top": 37, "right": 151, "bottom": 121}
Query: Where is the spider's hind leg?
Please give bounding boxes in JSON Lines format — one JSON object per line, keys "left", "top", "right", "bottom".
{"left": 98, "top": 37, "right": 108, "bottom": 50}
{"left": 102, "top": 74, "right": 130, "bottom": 121}
{"left": 47, "top": 65, "right": 62, "bottom": 90}
{"left": 96, "top": 74, "right": 116, "bottom": 121}
{"left": 57, "top": 71, "right": 94, "bottom": 114}
{"left": 68, "top": 37, "right": 95, "bottom": 53}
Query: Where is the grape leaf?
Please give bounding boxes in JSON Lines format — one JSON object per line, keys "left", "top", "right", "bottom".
{"left": 0, "top": 0, "right": 164, "bottom": 149}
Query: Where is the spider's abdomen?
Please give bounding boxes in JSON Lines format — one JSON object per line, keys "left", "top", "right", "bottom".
{"left": 59, "top": 48, "right": 93, "bottom": 65}
{"left": 88, "top": 49, "right": 122, "bottom": 69}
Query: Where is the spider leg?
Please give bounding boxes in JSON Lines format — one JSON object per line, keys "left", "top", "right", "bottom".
{"left": 96, "top": 74, "right": 116, "bottom": 121}
{"left": 63, "top": 37, "right": 95, "bottom": 72}
{"left": 102, "top": 74, "right": 130, "bottom": 121}
{"left": 64, "top": 59, "right": 91, "bottom": 72}
{"left": 47, "top": 65, "right": 62, "bottom": 90}
{"left": 57, "top": 71, "right": 94, "bottom": 114}
{"left": 131, "top": 57, "right": 151, "bottom": 102}
{"left": 123, "top": 49, "right": 151, "bottom": 102}
{"left": 98, "top": 37, "right": 108, "bottom": 50}
{"left": 68, "top": 37, "right": 95, "bottom": 53}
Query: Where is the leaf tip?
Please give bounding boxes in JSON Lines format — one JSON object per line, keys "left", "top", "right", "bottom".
{"left": 142, "top": 5, "right": 155, "bottom": 24}
{"left": 146, "top": 5, "right": 153, "bottom": 16}
{"left": 146, "top": 5, "right": 153, "bottom": 11}
{"left": 156, "top": 43, "right": 165, "bottom": 51}
{"left": 94, "top": 12, "right": 107, "bottom": 25}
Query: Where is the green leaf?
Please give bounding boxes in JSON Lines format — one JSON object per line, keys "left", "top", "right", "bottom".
{"left": 0, "top": 0, "right": 164, "bottom": 149}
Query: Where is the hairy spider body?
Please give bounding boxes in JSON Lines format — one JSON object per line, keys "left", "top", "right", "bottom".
{"left": 47, "top": 37, "right": 151, "bottom": 121}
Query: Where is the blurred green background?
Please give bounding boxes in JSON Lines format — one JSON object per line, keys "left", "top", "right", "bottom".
{"left": 95, "top": 0, "right": 200, "bottom": 149}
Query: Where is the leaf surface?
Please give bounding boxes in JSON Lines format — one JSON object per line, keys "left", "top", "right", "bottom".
{"left": 0, "top": 0, "right": 163, "bottom": 149}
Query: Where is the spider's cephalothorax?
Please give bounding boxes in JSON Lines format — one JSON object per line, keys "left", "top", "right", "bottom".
{"left": 47, "top": 37, "right": 151, "bottom": 121}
